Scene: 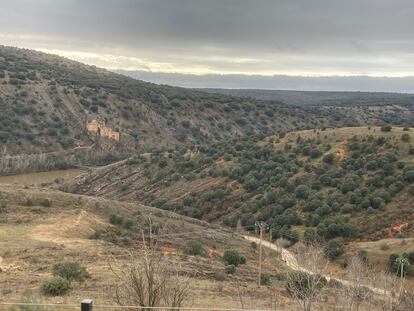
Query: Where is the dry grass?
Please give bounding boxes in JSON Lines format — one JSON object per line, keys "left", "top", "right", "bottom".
{"left": 0, "top": 184, "right": 292, "bottom": 308}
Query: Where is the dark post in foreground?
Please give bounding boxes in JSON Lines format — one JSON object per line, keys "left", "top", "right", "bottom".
{"left": 81, "top": 299, "right": 93, "bottom": 311}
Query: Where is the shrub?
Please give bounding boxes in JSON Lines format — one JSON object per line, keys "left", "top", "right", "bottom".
{"left": 324, "top": 238, "right": 345, "bottom": 261}
{"left": 0, "top": 200, "right": 7, "bottom": 210}
{"left": 389, "top": 254, "right": 410, "bottom": 276}
{"left": 371, "top": 197, "right": 384, "bottom": 209}
{"left": 183, "top": 195, "right": 198, "bottom": 206}
{"left": 304, "top": 198, "right": 322, "bottom": 212}
{"left": 251, "top": 241, "right": 257, "bottom": 249}
{"left": 401, "top": 133, "right": 410, "bottom": 142}
{"left": 123, "top": 219, "right": 134, "bottom": 229}
{"left": 52, "top": 261, "right": 89, "bottom": 282}
{"left": 42, "top": 276, "right": 71, "bottom": 296}
{"left": 181, "top": 120, "right": 191, "bottom": 128}
{"left": 322, "top": 153, "right": 335, "bottom": 164}
{"left": 408, "top": 251, "right": 414, "bottom": 264}
{"left": 184, "top": 240, "right": 206, "bottom": 256}
{"left": 295, "top": 185, "right": 310, "bottom": 199}
{"left": 317, "top": 218, "right": 355, "bottom": 239}
{"left": 286, "top": 271, "right": 327, "bottom": 299}
{"left": 403, "top": 170, "right": 414, "bottom": 182}
{"left": 357, "top": 250, "right": 369, "bottom": 264}
{"left": 223, "top": 250, "right": 246, "bottom": 266}
{"left": 310, "top": 149, "right": 322, "bottom": 159}
{"left": 340, "top": 180, "right": 358, "bottom": 194}
{"left": 304, "top": 228, "right": 321, "bottom": 245}
{"left": 109, "top": 214, "right": 124, "bottom": 225}
{"left": 380, "top": 242, "right": 390, "bottom": 251}
{"left": 260, "top": 273, "right": 271, "bottom": 286}
{"left": 389, "top": 181, "right": 405, "bottom": 195}
{"left": 365, "top": 160, "right": 378, "bottom": 171}
{"left": 40, "top": 199, "right": 51, "bottom": 207}
{"left": 213, "top": 273, "right": 226, "bottom": 281}
{"left": 158, "top": 158, "right": 167, "bottom": 168}
{"left": 225, "top": 264, "right": 236, "bottom": 274}
{"left": 381, "top": 125, "right": 392, "bottom": 132}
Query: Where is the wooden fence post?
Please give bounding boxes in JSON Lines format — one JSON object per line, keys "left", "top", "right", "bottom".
{"left": 81, "top": 299, "right": 93, "bottom": 311}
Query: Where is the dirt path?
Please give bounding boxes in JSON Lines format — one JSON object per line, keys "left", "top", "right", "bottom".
{"left": 243, "top": 236, "right": 389, "bottom": 296}
{"left": 30, "top": 210, "right": 104, "bottom": 246}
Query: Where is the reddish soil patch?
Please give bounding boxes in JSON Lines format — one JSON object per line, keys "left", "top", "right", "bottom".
{"left": 389, "top": 223, "right": 410, "bottom": 238}
{"left": 336, "top": 143, "right": 346, "bottom": 161}
{"left": 207, "top": 248, "right": 224, "bottom": 258}
{"left": 159, "top": 246, "right": 177, "bottom": 254}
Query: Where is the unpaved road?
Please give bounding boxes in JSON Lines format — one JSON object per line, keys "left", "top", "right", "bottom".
{"left": 243, "top": 236, "right": 389, "bottom": 296}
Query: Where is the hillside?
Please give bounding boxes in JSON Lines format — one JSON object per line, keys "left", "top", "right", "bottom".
{"left": 2, "top": 183, "right": 408, "bottom": 310}
{"left": 2, "top": 46, "right": 414, "bottom": 175}
{"left": 201, "top": 89, "right": 414, "bottom": 126}
{"left": 66, "top": 127, "right": 414, "bottom": 267}
{"left": 0, "top": 184, "right": 297, "bottom": 308}
{"left": 199, "top": 89, "right": 414, "bottom": 106}
{"left": 0, "top": 46, "right": 329, "bottom": 160}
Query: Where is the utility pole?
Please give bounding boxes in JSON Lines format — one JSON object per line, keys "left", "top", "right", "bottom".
{"left": 255, "top": 221, "right": 269, "bottom": 287}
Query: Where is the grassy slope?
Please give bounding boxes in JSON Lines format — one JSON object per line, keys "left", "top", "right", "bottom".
{"left": 0, "top": 184, "right": 293, "bottom": 308}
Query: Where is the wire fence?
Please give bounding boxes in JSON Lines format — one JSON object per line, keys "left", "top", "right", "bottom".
{"left": 0, "top": 303, "right": 274, "bottom": 311}
{"left": 0, "top": 301, "right": 380, "bottom": 311}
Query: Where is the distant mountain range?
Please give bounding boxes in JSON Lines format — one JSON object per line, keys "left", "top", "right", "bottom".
{"left": 117, "top": 70, "right": 414, "bottom": 93}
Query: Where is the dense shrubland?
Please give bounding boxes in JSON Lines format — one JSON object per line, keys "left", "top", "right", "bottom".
{"left": 1, "top": 45, "right": 413, "bottom": 168}
{"left": 0, "top": 45, "right": 333, "bottom": 158}
{"left": 86, "top": 128, "right": 410, "bottom": 260}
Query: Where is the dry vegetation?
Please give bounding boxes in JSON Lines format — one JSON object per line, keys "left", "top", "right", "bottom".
{"left": 1, "top": 45, "right": 413, "bottom": 175}
{"left": 0, "top": 46, "right": 328, "bottom": 161}
{"left": 0, "top": 184, "right": 291, "bottom": 309}
{"left": 2, "top": 45, "right": 414, "bottom": 311}
{"left": 0, "top": 181, "right": 413, "bottom": 310}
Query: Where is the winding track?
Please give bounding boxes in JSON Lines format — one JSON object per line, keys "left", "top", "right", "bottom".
{"left": 243, "top": 235, "right": 390, "bottom": 297}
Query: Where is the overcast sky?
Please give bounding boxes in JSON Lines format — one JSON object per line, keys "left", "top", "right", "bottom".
{"left": 2, "top": 0, "right": 414, "bottom": 90}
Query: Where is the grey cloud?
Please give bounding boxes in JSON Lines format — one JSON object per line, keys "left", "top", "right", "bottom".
{"left": 1, "top": 0, "right": 414, "bottom": 83}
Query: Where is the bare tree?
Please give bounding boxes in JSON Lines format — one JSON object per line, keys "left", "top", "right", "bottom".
{"left": 111, "top": 230, "right": 191, "bottom": 310}
{"left": 285, "top": 244, "right": 329, "bottom": 311}
{"left": 235, "top": 278, "right": 247, "bottom": 309}
{"left": 339, "top": 255, "right": 373, "bottom": 311}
